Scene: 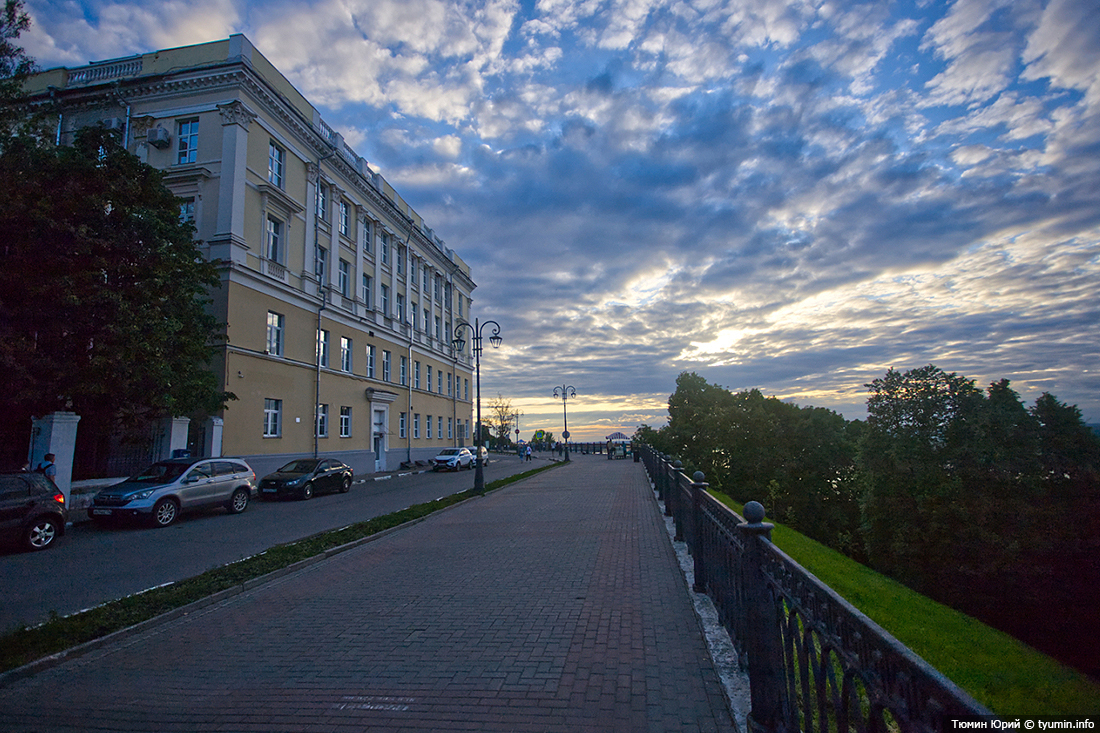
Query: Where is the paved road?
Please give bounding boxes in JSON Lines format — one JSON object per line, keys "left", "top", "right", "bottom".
{"left": 0, "top": 455, "right": 736, "bottom": 732}
{"left": 0, "top": 454, "right": 545, "bottom": 632}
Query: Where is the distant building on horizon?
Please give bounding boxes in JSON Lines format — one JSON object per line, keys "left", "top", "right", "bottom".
{"left": 22, "top": 35, "right": 477, "bottom": 478}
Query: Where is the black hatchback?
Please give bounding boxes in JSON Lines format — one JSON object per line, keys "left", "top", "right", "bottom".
{"left": 0, "top": 472, "right": 68, "bottom": 551}
{"left": 259, "top": 459, "right": 353, "bottom": 500}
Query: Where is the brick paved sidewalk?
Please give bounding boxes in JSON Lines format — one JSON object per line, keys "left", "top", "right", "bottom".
{"left": 0, "top": 456, "right": 736, "bottom": 733}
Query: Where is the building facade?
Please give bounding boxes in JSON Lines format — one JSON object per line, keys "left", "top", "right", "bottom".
{"left": 23, "top": 35, "right": 476, "bottom": 477}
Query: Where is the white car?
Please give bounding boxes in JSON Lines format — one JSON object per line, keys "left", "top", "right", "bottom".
{"left": 432, "top": 447, "right": 474, "bottom": 471}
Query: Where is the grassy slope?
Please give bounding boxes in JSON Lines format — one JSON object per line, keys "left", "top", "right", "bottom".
{"left": 711, "top": 492, "right": 1100, "bottom": 717}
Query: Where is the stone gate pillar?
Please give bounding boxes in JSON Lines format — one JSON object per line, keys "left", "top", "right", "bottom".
{"left": 154, "top": 417, "right": 191, "bottom": 460}
{"left": 28, "top": 411, "right": 81, "bottom": 503}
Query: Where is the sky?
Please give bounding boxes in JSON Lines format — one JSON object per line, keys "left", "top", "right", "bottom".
{"left": 21, "top": 0, "right": 1100, "bottom": 441}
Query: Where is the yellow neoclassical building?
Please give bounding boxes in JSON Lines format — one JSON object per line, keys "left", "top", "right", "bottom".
{"left": 23, "top": 35, "right": 477, "bottom": 477}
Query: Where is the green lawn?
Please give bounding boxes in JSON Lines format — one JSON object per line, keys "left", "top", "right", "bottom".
{"left": 711, "top": 492, "right": 1100, "bottom": 717}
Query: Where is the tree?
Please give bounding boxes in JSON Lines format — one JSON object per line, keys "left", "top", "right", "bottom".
{"left": 0, "top": 1, "right": 34, "bottom": 136}
{"left": 486, "top": 393, "right": 517, "bottom": 447}
{"left": 0, "top": 126, "right": 233, "bottom": 471}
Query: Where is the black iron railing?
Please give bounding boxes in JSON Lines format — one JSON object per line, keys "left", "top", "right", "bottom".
{"left": 637, "top": 444, "right": 993, "bottom": 733}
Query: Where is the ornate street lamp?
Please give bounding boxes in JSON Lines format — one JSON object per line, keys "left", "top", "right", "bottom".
{"left": 553, "top": 385, "right": 577, "bottom": 462}
{"left": 453, "top": 318, "right": 502, "bottom": 492}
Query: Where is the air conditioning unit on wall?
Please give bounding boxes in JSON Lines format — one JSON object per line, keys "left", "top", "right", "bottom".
{"left": 147, "top": 126, "right": 171, "bottom": 149}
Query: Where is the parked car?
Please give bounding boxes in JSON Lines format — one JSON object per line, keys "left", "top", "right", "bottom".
{"left": 259, "top": 459, "right": 353, "bottom": 500}
{"left": 90, "top": 458, "right": 256, "bottom": 528}
{"left": 432, "top": 447, "right": 473, "bottom": 471}
{"left": 0, "top": 472, "right": 68, "bottom": 551}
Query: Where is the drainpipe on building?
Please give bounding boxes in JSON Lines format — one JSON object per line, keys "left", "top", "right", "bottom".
{"left": 407, "top": 342, "right": 413, "bottom": 466}
{"left": 314, "top": 288, "right": 328, "bottom": 459}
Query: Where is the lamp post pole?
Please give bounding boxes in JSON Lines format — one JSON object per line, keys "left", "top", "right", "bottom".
{"left": 553, "top": 385, "right": 576, "bottom": 463}
{"left": 453, "top": 318, "right": 502, "bottom": 492}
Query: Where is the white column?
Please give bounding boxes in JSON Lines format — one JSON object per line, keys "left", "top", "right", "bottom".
{"left": 204, "top": 417, "right": 224, "bottom": 458}
{"left": 154, "top": 417, "right": 191, "bottom": 461}
{"left": 213, "top": 101, "right": 256, "bottom": 264}
{"left": 28, "top": 412, "right": 81, "bottom": 503}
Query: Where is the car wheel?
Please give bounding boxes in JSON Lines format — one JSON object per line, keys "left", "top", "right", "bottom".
{"left": 24, "top": 516, "right": 60, "bottom": 551}
{"left": 340, "top": 477, "right": 351, "bottom": 493}
{"left": 151, "top": 498, "right": 179, "bottom": 527}
{"left": 227, "top": 488, "right": 250, "bottom": 514}
{"left": 301, "top": 483, "right": 313, "bottom": 500}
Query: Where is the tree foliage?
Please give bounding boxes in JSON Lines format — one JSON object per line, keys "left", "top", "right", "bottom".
{"left": 485, "top": 393, "right": 517, "bottom": 447}
{"left": 640, "top": 366, "right": 1100, "bottom": 674}
{"left": 652, "top": 372, "right": 861, "bottom": 553}
{"left": 0, "top": 127, "right": 232, "bottom": 436}
{"left": 0, "top": 0, "right": 34, "bottom": 135}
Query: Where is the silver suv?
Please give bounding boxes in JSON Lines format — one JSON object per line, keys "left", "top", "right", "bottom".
{"left": 90, "top": 458, "right": 256, "bottom": 527}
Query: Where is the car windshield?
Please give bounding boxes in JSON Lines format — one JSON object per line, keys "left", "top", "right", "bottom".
{"left": 278, "top": 460, "right": 319, "bottom": 473}
{"left": 129, "top": 462, "right": 191, "bottom": 483}
{"left": 438, "top": 449, "right": 460, "bottom": 456}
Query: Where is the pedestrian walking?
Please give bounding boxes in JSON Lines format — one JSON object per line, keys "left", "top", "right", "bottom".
{"left": 525, "top": 445, "right": 532, "bottom": 462}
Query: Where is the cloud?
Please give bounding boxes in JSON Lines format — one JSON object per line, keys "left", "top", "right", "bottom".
{"left": 22, "top": 0, "right": 1100, "bottom": 434}
{"left": 24, "top": 0, "right": 241, "bottom": 67}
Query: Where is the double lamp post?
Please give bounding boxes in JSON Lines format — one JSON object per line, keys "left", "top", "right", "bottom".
{"left": 453, "top": 318, "right": 502, "bottom": 492}
{"left": 553, "top": 385, "right": 577, "bottom": 462}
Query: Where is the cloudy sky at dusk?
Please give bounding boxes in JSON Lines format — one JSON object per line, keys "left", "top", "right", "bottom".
{"left": 22, "top": 0, "right": 1100, "bottom": 441}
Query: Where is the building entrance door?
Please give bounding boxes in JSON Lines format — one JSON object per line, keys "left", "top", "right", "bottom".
{"left": 373, "top": 410, "right": 386, "bottom": 472}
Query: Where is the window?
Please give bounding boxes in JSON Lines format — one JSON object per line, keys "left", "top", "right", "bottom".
{"left": 464, "top": 378, "right": 469, "bottom": 401}
{"left": 423, "top": 267, "right": 430, "bottom": 291}
{"left": 411, "top": 303, "right": 418, "bottom": 331}
{"left": 400, "top": 412, "right": 407, "bottom": 439}
{"left": 434, "top": 275, "right": 441, "bottom": 300}
{"left": 397, "top": 245, "right": 404, "bottom": 274}
{"left": 340, "top": 336, "right": 352, "bottom": 372}
{"left": 396, "top": 293, "right": 405, "bottom": 323}
{"left": 458, "top": 295, "right": 464, "bottom": 317}
{"left": 315, "top": 246, "right": 327, "bottom": 281}
{"left": 448, "top": 417, "right": 453, "bottom": 439}
{"left": 340, "top": 406, "right": 352, "bottom": 438}
{"left": 266, "top": 311, "right": 284, "bottom": 356}
{"left": 317, "top": 329, "right": 330, "bottom": 367}
{"left": 411, "top": 258, "right": 418, "bottom": 282}
{"left": 381, "top": 284, "right": 389, "bottom": 316}
{"left": 177, "top": 118, "right": 198, "bottom": 164}
{"left": 381, "top": 233, "right": 390, "bottom": 264}
{"left": 413, "top": 414, "right": 420, "bottom": 439}
{"left": 447, "top": 372, "right": 453, "bottom": 396}
{"left": 437, "top": 370, "right": 443, "bottom": 394}
{"left": 338, "top": 259, "right": 350, "bottom": 297}
{"left": 438, "top": 416, "right": 443, "bottom": 440}
{"left": 367, "top": 344, "right": 376, "bottom": 379}
{"left": 362, "top": 274, "right": 372, "bottom": 307}
{"left": 363, "top": 220, "right": 372, "bottom": 253}
{"left": 340, "top": 201, "right": 349, "bottom": 236}
{"left": 435, "top": 316, "right": 441, "bottom": 340}
{"left": 266, "top": 216, "right": 283, "bottom": 263}
{"left": 382, "top": 350, "right": 391, "bottom": 382}
{"left": 414, "top": 361, "right": 421, "bottom": 389}
{"left": 179, "top": 197, "right": 195, "bottom": 223}
{"left": 423, "top": 308, "right": 430, "bottom": 333}
{"left": 426, "top": 365, "right": 432, "bottom": 393}
{"left": 400, "top": 355, "right": 408, "bottom": 386}
{"left": 426, "top": 415, "right": 432, "bottom": 439}
{"left": 268, "top": 140, "right": 285, "bottom": 187}
{"left": 263, "top": 398, "right": 282, "bottom": 437}
{"left": 316, "top": 184, "right": 328, "bottom": 221}
{"left": 316, "top": 404, "right": 329, "bottom": 438}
